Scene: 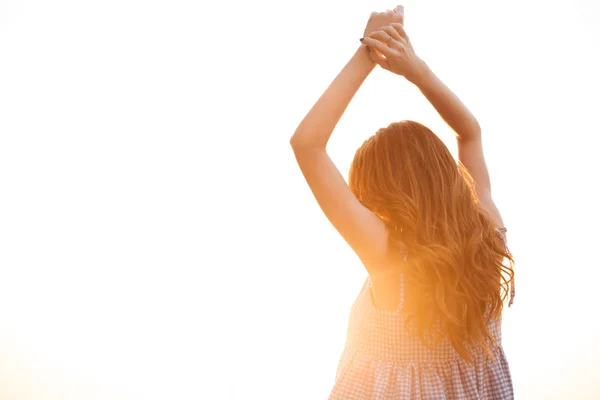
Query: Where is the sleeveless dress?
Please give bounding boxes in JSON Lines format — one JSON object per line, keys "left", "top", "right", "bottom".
{"left": 329, "top": 228, "right": 515, "bottom": 400}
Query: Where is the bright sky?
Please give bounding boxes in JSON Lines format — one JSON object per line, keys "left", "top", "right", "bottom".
{"left": 0, "top": 0, "right": 599, "bottom": 399}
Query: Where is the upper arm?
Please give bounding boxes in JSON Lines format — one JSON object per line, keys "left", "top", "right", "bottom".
{"left": 292, "top": 146, "right": 388, "bottom": 267}
{"left": 457, "top": 136, "right": 491, "bottom": 196}
{"left": 457, "top": 136, "right": 504, "bottom": 227}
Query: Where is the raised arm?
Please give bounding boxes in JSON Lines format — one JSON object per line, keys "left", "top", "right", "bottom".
{"left": 362, "top": 22, "right": 504, "bottom": 227}
{"left": 290, "top": 8, "right": 405, "bottom": 269}
{"left": 416, "top": 66, "right": 504, "bottom": 226}
{"left": 290, "top": 44, "right": 387, "bottom": 266}
{"left": 290, "top": 46, "right": 375, "bottom": 150}
{"left": 291, "top": 7, "right": 404, "bottom": 149}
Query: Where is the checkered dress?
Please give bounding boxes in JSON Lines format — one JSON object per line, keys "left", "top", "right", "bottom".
{"left": 329, "top": 229, "right": 514, "bottom": 400}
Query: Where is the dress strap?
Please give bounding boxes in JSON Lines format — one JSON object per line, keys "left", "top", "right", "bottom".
{"left": 496, "top": 227, "right": 515, "bottom": 307}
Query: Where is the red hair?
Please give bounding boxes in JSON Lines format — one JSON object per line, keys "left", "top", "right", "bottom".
{"left": 349, "top": 120, "right": 514, "bottom": 362}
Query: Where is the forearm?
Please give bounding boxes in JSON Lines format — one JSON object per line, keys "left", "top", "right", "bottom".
{"left": 414, "top": 63, "right": 481, "bottom": 141}
{"left": 290, "top": 46, "right": 376, "bottom": 149}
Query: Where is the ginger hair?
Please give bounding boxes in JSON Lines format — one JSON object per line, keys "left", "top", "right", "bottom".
{"left": 349, "top": 120, "right": 514, "bottom": 362}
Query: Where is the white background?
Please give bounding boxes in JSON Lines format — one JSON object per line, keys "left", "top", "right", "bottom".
{"left": 1, "top": 0, "right": 599, "bottom": 398}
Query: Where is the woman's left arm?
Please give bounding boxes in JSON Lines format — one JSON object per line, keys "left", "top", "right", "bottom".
{"left": 289, "top": 45, "right": 388, "bottom": 266}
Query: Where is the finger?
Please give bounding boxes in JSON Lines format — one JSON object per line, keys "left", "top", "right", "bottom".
{"left": 370, "top": 29, "right": 396, "bottom": 46}
{"left": 388, "top": 40, "right": 406, "bottom": 53}
{"left": 380, "top": 25, "right": 402, "bottom": 42}
{"left": 391, "top": 22, "right": 408, "bottom": 40}
{"left": 361, "top": 37, "right": 397, "bottom": 59}
{"left": 393, "top": 5, "right": 404, "bottom": 24}
{"left": 369, "top": 49, "right": 391, "bottom": 71}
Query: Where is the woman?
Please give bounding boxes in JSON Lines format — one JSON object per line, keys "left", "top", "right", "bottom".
{"left": 290, "top": 5, "right": 515, "bottom": 400}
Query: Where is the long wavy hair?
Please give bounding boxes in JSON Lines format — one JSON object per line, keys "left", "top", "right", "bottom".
{"left": 348, "top": 120, "right": 514, "bottom": 363}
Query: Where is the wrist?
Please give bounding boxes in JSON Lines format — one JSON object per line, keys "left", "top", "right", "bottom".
{"left": 408, "top": 58, "right": 434, "bottom": 87}
{"left": 354, "top": 45, "right": 377, "bottom": 71}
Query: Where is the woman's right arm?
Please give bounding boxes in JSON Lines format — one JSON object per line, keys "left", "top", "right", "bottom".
{"left": 414, "top": 66, "right": 503, "bottom": 227}
{"left": 414, "top": 67, "right": 488, "bottom": 190}
{"left": 361, "top": 22, "right": 503, "bottom": 227}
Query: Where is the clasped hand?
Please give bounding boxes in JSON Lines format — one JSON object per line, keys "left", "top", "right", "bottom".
{"left": 361, "top": 5, "right": 427, "bottom": 84}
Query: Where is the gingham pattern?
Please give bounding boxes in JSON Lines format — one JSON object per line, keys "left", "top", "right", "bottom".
{"left": 329, "top": 229, "right": 514, "bottom": 400}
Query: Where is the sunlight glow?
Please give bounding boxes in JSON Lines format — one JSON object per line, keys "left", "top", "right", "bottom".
{"left": 0, "top": 0, "right": 599, "bottom": 399}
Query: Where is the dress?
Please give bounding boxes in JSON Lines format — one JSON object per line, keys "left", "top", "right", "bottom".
{"left": 329, "top": 228, "right": 514, "bottom": 400}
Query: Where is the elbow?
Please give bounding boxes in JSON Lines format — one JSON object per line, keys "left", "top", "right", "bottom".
{"left": 289, "top": 134, "right": 302, "bottom": 149}
{"left": 289, "top": 132, "right": 325, "bottom": 152}
{"left": 472, "top": 120, "right": 482, "bottom": 138}
{"left": 457, "top": 120, "right": 482, "bottom": 142}
{"left": 290, "top": 137, "right": 313, "bottom": 155}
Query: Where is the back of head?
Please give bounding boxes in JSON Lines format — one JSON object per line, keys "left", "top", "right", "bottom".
{"left": 349, "top": 120, "right": 514, "bottom": 362}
